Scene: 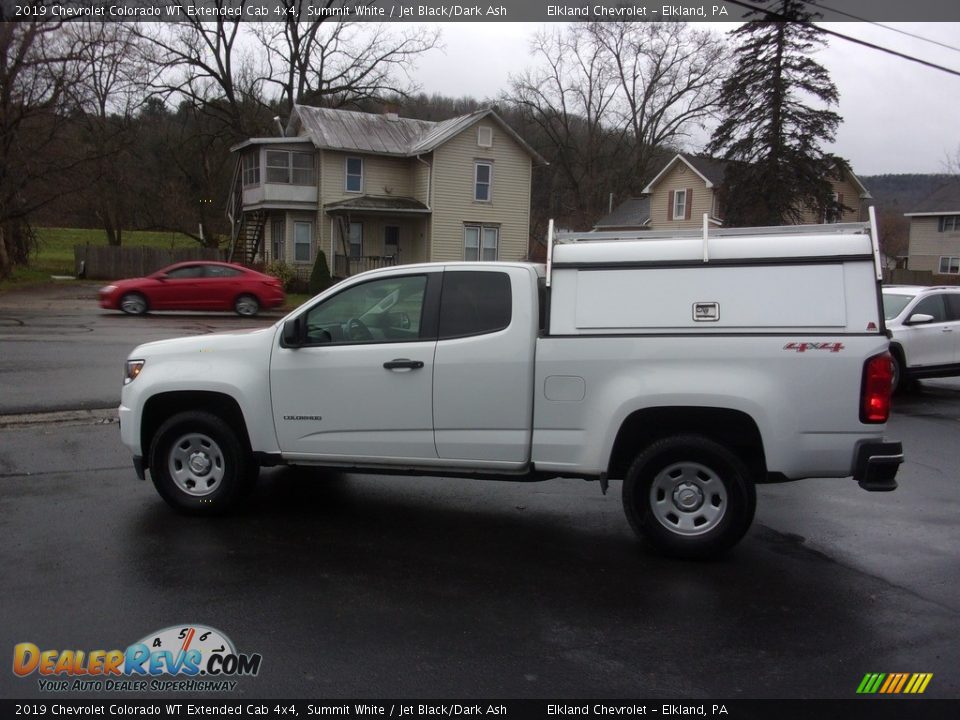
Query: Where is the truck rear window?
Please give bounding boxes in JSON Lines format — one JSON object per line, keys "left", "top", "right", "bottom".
{"left": 438, "top": 271, "right": 512, "bottom": 339}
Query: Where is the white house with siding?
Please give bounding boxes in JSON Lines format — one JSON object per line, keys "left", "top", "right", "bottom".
{"left": 228, "top": 106, "right": 545, "bottom": 277}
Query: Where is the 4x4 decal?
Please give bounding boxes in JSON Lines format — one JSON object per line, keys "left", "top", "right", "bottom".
{"left": 783, "top": 342, "right": 845, "bottom": 353}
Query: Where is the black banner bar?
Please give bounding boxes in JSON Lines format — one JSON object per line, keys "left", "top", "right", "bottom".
{"left": 1, "top": 700, "right": 959, "bottom": 720}
{"left": 1, "top": 0, "right": 960, "bottom": 23}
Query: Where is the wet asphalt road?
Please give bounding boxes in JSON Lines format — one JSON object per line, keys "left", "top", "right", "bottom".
{"left": 0, "top": 283, "right": 958, "bottom": 700}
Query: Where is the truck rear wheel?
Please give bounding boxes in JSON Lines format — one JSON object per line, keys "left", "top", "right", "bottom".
{"left": 149, "top": 410, "right": 257, "bottom": 514}
{"left": 622, "top": 435, "right": 756, "bottom": 558}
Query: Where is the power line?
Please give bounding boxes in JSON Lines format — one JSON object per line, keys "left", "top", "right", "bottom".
{"left": 724, "top": 0, "right": 960, "bottom": 79}
{"left": 801, "top": 1, "right": 960, "bottom": 55}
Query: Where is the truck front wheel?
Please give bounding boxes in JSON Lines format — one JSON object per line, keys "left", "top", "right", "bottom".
{"left": 148, "top": 410, "right": 257, "bottom": 514}
{"left": 622, "top": 435, "right": 756, "bottom": 558}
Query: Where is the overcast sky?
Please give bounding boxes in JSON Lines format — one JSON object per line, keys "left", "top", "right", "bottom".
{"left": 412, "top": 22, "right": 960, "bottom": 176}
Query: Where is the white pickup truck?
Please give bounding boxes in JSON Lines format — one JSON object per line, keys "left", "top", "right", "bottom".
{"left": 119, "top": 220, "right": 902, "bottom": 557}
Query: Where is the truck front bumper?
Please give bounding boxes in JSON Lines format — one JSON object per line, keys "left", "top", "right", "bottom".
{"left": 853, "top": 441, "right": 903, "bottom": 491}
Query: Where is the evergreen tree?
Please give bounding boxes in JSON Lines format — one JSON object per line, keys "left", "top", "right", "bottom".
{"left": 707, "top": 0, "right": 844, "bottom": 226}
{"left": 308, "top": 250, "right": 332, "bottom": 296}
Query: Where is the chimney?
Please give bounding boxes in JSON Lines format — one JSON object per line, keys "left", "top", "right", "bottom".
{"left": 383, "top": 101, "right": 400, "bottom": 121}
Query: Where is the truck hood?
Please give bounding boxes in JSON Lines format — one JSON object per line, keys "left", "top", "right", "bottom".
{"left": 129, "top": 325, "right": 277, "bottom": 359}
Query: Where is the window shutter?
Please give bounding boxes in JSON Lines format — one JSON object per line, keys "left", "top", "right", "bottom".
{"left": 668, "top": 190, "right": 675, "bottom": 220}
{"left": 685, "top": 188, "right": 693, "bottom": 220}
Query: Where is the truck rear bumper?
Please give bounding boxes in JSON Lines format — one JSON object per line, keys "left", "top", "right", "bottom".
{"left": 853, "top": 440, "right": 902, "bottom": 491}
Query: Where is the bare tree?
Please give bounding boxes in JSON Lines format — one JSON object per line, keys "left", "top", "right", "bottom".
{"left": 509, "top": 25, "right": 621, "bottom": 225}
{"left": 135, "top": 4, "right": 271, "bottom": 139}
{"left": 0, "top": 20, "right": 85, "bottom": 277}
{"left": 252, "top": 2, "right": 440, "bottom": 116}
{"left": 64, "top": 22, "right": 152, "bottom": 246}
{"left": 508, "top": 22, "right": 727, "bottom": 229}
{"left": 592, "top": 22, "right": 726, "bottom": 193}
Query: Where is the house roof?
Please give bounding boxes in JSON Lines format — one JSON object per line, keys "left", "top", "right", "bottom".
{"left": 642, "top": 154, "right": 724, "bottom": 193}
{"left": 287, "top": 105, "right": 546, "bottom": 164}
{"left": 904, "top": 181, "right": 960, "bottom": 216}
{"left": 593, "top": 197, "right": 651, "bottom": 229}
{"left": 642, "top": 153, "right": 872, "bottom": 198}
{"left": 323, "top": 195, "right": 431, "bottom": 214}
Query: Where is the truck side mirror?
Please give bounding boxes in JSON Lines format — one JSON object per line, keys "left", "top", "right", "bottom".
{"left": 282, "top": 316, "right": 305, "bottom": 347}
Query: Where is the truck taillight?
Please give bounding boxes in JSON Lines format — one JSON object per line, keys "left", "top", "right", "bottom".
{"left": 861, "top": 352, "right": 893, "bottom": 423}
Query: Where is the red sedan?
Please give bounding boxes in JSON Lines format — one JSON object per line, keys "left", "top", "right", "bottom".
{"left": 98, "top": 261, "right": 285, "bottom": 317}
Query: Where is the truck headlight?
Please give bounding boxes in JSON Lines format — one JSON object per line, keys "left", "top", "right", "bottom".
{"left": 124, "top": 359, "right": 145, "bottom": 385}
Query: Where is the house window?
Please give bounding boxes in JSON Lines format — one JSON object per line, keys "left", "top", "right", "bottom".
{"left": 938, "top": 256, "right": 960, "bottom": 274}
{"left": 824, "top": 192, "right": 842, "bottom": 224}
{"left": 673, "top": 189, "right": 687, "bottom": 220}
{"left": 939, "top": 216, "right": 960, "bottom": 232}
{"left": 271, "top": 218, "right": 285, "bottom": 262}
{"left": 291, "top": 153, "right": 315, "bottom": 185}
{"left": 464, "top": 225, "right": 499, "bottom": 261}
{"left": 474, "top": 162, "right": 492, "bottom": 202}
{"left": 384, "top": 226, "right": 400, "bottom": 257}
{"left": 266, "top": 151, "right": 315, "bottom": 185}
{"left": 293, "top": 221, "right": 312, "bottom": 262}
{"left": 242, "top": 153, "right": 260, "bottom": 186}
{"left": 477, "top": 126, "right": 493, "bottom": 148}
{"left": 346, "top": 157, "right": 363, "bottom": 193}
{"left": 349, "top": 222, "right": 363, "bottom": 259}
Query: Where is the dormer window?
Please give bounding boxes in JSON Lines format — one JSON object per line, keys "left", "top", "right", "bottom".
{"left": 346, "top": 157, "right": 363, "bottom": 193}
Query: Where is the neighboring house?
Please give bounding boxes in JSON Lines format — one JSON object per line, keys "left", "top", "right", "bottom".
{"left": 903, "top": 182, "right": 960, "bottom": 276}
{"left": 228, "top": 105, "right": 545, "bottom": 277}
{"left": 592, "top": 197, "right": 650, "bottom": 231}
{"left": 593, "top": 153, "right": 871, "bottom": 231}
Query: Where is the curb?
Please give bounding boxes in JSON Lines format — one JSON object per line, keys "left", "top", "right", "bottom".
{"left": 0, "top": 408, "right": 117, "bottom": 429}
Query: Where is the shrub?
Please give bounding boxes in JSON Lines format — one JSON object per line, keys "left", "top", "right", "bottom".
{"left": 265, "top": 260, "right": 296, "bottom": 291}
{"left": 308, "top": 250, "right": 333, "bottom": 296}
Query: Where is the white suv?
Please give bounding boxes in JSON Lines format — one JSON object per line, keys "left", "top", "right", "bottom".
{"left": 882, "top": 285, "right": 960, "bottom": 391}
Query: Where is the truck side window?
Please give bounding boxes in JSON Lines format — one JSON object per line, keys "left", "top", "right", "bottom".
{"left": 438, "top": 271, "right": 511, "bottom": 339}
{"left": 304, "top": 274, "right": 427, "bottom": 345}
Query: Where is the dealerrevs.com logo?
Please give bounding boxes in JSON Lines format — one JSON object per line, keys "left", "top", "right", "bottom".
{"left": 13, "top": 625, "right": 262, "bottom": 692}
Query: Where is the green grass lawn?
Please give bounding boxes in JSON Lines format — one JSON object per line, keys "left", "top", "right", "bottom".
{"left": 1, "top": 227, "right": 198, "bottom": 290}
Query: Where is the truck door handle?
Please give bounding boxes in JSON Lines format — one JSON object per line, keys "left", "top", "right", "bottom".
{"left": 383, "top": 359, "right": 424, "bottom": 370}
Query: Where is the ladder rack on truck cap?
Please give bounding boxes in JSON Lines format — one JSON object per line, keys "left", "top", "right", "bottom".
{"left": 544, "top": 212, "right": 882, "bottom": 286}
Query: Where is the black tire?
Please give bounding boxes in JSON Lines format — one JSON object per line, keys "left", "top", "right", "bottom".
{"left": 148, "top": 410, "right": 258, "bottom": 514}
{"left": 890, "top": 347, "right": 912, "bottom": 393}
{"left": 234, "top": 294, "right": 260, "bottom": 317}
{"left": 622, "top": 435, "right": 756, "bottom": 559}
{"left": 119, "top": 292, "right": 148, "bottom": 315}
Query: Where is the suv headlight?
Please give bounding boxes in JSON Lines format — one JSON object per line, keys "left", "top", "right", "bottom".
{"left": 124, "top": 359, "right": 145, "bottom": 385}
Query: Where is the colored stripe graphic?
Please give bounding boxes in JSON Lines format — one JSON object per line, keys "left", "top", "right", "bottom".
{"left": 857, "top": 672, "right": 932, "bottom": 694}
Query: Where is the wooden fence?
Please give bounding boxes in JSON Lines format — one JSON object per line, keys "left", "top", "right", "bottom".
{"left": 886, "top": 268, "right": 960, "bottom": 286}
{"left": 74, "top": 245, "right": 223, "bottom": 280}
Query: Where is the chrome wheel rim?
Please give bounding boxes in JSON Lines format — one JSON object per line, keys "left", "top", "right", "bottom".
{"left": 235, "top": 296, "right": 258, "bottom": 316}
{"left": 650, "top": 461, "right": 727, "bottom": 536}
{"left": 168, "top": 433, "right": 224, "bottom": 497}
{"left": 121, "top": 295, "right": 146, "bottom": 314}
